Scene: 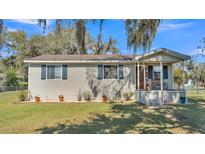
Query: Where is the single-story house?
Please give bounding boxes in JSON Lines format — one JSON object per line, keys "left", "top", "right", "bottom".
{"left": 24, "top": 48, "right": 191, "bottom": 105}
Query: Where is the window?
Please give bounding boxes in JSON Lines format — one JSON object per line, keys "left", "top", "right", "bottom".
{"left": 152, "top": 65, "right": 168, "bottom": 80}
{"left": 153, "top": 66, "right": 160, "bottom": 80}
{"left": 98, "top": 65, "right": 124, "bottom": 80}
{"left": 104, "top": 65, "right": 117, "bottom": 79}
{"left": 47, "top": 65, "right": 62, "bottom": 79}
{"left": 41, "top": 65, "right": 67, "bottom": 80}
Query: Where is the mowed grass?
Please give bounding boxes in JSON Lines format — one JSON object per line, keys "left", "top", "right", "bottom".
{"left": 0, "top": 90, "right": 205, "bottom": 134}
{"left": 0, "top": 92, "right": 110, "bottom": 133}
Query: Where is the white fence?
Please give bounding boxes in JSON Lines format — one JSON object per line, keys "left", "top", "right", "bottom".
{"left": 0, "top": 86, "right": 28, "bottom": 93}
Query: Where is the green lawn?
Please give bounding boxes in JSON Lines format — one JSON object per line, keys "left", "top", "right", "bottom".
{"left": 0, "top": 91, "right": 205, "bottom": 134}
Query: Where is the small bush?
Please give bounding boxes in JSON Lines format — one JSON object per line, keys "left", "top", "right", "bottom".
{"left": 19, "top": 91, "right": 27, "bottom": 102}
{"left": 123, "top": 92, "right": 134, "bottom": 101}
{"left": 77, "top": 90, "right": 82, "bottom": 101}
{"left": 83, "top": 91, "right": 92, "bottom": 101}
{"left": 109, "top": 100, "right": 116, "bottom": 104}
{"left": 4, "top": 67, "right": 19, "bottom": 86}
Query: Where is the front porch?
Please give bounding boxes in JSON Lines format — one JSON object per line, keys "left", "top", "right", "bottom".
{"left": 135, "top": 48, "right": 189, "bottom": 105}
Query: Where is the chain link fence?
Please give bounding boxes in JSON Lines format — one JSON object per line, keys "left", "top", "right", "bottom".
{"left": 186, "top": 88, "right": 205, "bottom": 95}
{"left": 0, "top": 86, "right": 28, "bottom": 93}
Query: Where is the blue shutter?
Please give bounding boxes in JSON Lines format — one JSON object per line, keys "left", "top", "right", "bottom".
{"left": 163, "top": 66, "right": 168, "bottom": 79}
{"left": 148, "top": 66, "right": 153, "bottom": 79}
{"left": 41, "top": 65, "right": 46, "bottom": 80}
{"left": 62, "top": 65, "right": 67, "bottom": 80}
{"left": 119, "top": 65, "right": 124, "bottom": 79}
{"left": 98, "top": 65, "right": 103, "bottom": 80}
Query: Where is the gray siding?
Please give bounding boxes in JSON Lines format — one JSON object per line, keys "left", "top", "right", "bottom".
{"left": 140, "top": 53, "right": 181, "bottom": 63}
{"left": 28, "top": 63, "right": 136, "bottom": 102}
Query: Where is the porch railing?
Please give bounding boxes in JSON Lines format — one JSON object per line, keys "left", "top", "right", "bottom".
{"left": 147, "top": 80, "right": 169, "bottom": 90}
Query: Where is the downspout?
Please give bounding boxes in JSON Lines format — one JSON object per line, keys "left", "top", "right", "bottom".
{"left": 182, "top": 60, "right": 185, "bottom": 90}
{"left": 172, "top": 63, "right": 175, "bottom": 89}
{"left": 137, "top": 60, "right": 140, "bottom": 102}
{"left": 28, "top": 63, "right": 31, "bottom": 101}
{"left": 160, "top": 56, "right": 163, "bottom": 105}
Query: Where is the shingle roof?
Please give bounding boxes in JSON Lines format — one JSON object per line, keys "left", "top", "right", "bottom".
{"left": 24, "top": 48, "right": 191, "bottom": 63}
{"left": 137, "top": 48, "right": 191, "bottom": 61}
{"left": 25, "top": 54, "right": 135, "bottom": 61}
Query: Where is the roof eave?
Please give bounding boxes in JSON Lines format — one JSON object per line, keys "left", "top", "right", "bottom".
{"left": 135, "top": 48, "right": 191, "bottom": 61}
{"left": 24, "top": 60, "right": 135, "bottom": 64}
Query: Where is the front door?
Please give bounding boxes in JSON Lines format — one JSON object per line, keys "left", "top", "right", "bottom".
{"left": 136, "top": 66, "right": 145, "bottom": 89}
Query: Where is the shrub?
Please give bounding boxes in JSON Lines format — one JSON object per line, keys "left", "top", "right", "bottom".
{"left": 19, "top": 82, "right": 28, "bottom": 87}
{"left": 19, "top": 91, "right": 27, "bottom": 102}
{"left": 123, "top": 92, "right": 134, "bottom": 101}
{"left": 109, "top": 100, "right": 116, "bottom": 104}
{"left": 83, "top": 91, "right": 92, "bottom": 101}
{"left": 4, "top": 67, "right": 19, "bottom": 86}
{"left": 174, "top": 67, "right": 190, "bottom": 88}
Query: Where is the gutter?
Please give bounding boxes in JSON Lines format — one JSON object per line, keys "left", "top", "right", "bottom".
{"left": 24, "top": 60, "right": 136, "bottom": 64}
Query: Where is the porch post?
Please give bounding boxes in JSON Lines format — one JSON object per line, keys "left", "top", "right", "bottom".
{"left": 172, "top": 64, "right": 175, "bottom": 89}
{"left": 137, "top": 61, "right": 140, "bottom": 90}
{"left": 160, "top": 57, "right": 163, "bottom": 104}
{"left": 182, "top": 60, "right": 185, "bottom": 89}
{"left": 137, "top": 61, "right": 140, "bottom": 101}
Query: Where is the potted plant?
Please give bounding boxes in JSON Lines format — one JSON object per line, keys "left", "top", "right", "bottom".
{"left": 59, "top": 95, "right": 64, "bottom": 102}
{"left": 102, "top": 94, "right": 108, "bottom": 102}
{"left": 102, "top": 86, "right": 109, "bottom": 102}
{"left": 35, "top": 96, "right": 40, "bottom": 103}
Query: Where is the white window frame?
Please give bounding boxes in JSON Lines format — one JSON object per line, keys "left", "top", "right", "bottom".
{"left": 100, "top": 64, "right": 123, "bottom": 80}
{"left": 152, "top": 64, "right": 168, "bottom": 80}
{"left": 153, "top": 65, "right": 161, "bottom": 80}
{"left": 45, "top": 64, "right": 63, "bottom": 80}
